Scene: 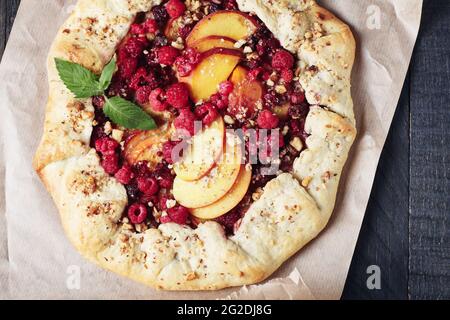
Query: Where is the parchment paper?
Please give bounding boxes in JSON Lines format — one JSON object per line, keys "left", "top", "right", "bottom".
{"left": 0, "top": 0, "right": 422, "bottom": 299}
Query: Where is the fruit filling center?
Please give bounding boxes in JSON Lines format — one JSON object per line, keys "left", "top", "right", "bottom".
{"left": 90, "top": 0, "right": 311, "bottom": 234}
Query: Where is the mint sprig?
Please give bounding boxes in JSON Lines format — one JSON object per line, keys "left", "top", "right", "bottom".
{"left": 54, "top": 58, "right": 156, "bottom": 130}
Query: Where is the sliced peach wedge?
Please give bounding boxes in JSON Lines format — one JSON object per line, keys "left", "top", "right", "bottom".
{"left": 229, "top": 65, "right": 248, "bottom": 85}
{"left": 173, "top": 116, "right": 225, "bottom": 181}
{"left": 173, "top": 134, "right": 243, "bottom": 208}
{"left": 186, "top": 11, "right": 258, "bottom": 47}
{"left": 228, "top": 77, "right": 264, "bottom": 118}
{"left": 124, "top": 122, "right": 173, "bottom": 167}
{"left": 190, "top": 165, "right": 251, "bottom": 220}
{"left": 191, "top": 36, "right": 236, "bottom": 53}
{"left": 178, "top": 48, "right": 242, "bottom": 103}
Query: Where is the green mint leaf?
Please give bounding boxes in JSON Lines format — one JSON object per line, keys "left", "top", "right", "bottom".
{"left": 103, "top": 96, "right": 157, "bottom": 130}
{"left": 54, "top": 58, "right": 103, "bottom": 98}
{"left": 99, "top": 58, "right": 116, "bottom": 91}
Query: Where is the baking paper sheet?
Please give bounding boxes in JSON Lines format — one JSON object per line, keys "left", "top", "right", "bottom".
{"left": 0, "top": 0, "right": 422, "bottom": 299}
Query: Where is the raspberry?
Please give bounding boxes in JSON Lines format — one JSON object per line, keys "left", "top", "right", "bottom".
{"left": 271, "top": 49, "right": 294, "bottom": 70}
{"left": 101, "top": 154, "right": 120, "bottom": 175}
{"left": 137, "top": 176, "right": 160, "bottom": 195}
{"left": 95, "top": 137, "right": 119, "bottom": 155}
{"left": 257, "top": 110, "right": 280, "bottom": 129}
{"left": 143, "top": 19, "right": 158, "bottom": 33}
{"left": 128, "top": 203, "right": 148, "bottom": 224}
{"left": 156, "top": 46, "right": 180, "bottom": 66}
{"left": 158, "top": 195, "right": 171, "bottom": 211}
{"left": 281, "top": 69, "right": 294, "bottom": 83}
{"left": 290, "top": 91, "right": 305, "bottom": 104}
{"left": 219, "top": 81, "right": 234, "bottom": 96}
{"left": 167, "top": 206, "right": 189, "bottom": 224}
{"left": 174, "top": 109, "right": 196, "bottom": 136}
{"left": 129, "top": 67, "right": 148, "bottom": 90}
{"left": 119, "top": 57, "right": 138, "bottom": 80}
{"left": 135, "top": 85, "right": 153, "bottom": 105}
{"left": 165, "top": 83, "right": 190, "bottom": 109}
{"left": 174, "top": 48, "right": 200, "bottom": 76}
{"left": 248, "top": 67, "right": 263, "bottom": 80}
{"left": 165, "top": 0, "right": 186, "bottom": 19}
{"left": 115, "top": 165, "right": 135, "bottom": 185}
{"left": 149, "top": 88, "right": 169, "bottom": 112}
{"left": 162, "top": 140, "right": 181, "bottom": 164}
{"left": 130, "top": 23, "right": 146, "bottom": 35}
{"left": 160, "top": 215, "right": 173, "bottom": 224}
{"left": 195, "top": 103, "right": 218, "bottom": 126}
{"left": 124, "top": 37, "right": 148, "bottom": 58}
{"left": 156, "top": 169, "right": 174, "bottom": 189}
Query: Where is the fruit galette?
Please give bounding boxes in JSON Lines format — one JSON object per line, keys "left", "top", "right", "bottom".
{"left": 34, "top": 0, "right": 356, "bottom": 290}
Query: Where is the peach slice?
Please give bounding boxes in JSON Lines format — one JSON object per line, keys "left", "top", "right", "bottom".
{"left": 229, "top": 65, "right": 248, "bottom": 85}
{"left": 178, "top": 48, "right": 241, "bottom": 103}
{"left": 190, "top": 165, "right": 251, "bottom": 220}
{"left": 174, "top": 116, "right": 225, "bottom": 181}
{"left": 191, "top": 36, "right": 236, "bottom": 53}
{"left": 173, "top": 134, "right": 243, "bottom": 208}
{"left": 124, "top": 122, "right": 172, "bottom": 167}
{"left": 228, "top": 78, "right": 264, "bottom": 118}
{"left": 186, "top": 11, "right": 258, "bottom": 47}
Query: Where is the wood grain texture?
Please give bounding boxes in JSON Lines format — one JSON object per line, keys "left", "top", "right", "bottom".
{"left": 408, "top": 0, "right": 450, "bottom": 300}
{"left": 342, "top": 77, "right": 410, "bottom": 300}
{"left": 0, "top": 0, "right": 448, "bottom": 299}
{"left": 0, "top": 0, "right": 20, "bottom": 60}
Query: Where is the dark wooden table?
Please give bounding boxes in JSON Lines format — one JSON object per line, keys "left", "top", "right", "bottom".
{"left": 1, "top": 0, "right": 448, "bottom": 300}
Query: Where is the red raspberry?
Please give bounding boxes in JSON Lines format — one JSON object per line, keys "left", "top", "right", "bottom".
{"left": 162, "top": 140, "right": 180, "bottom": 164}
{"left": 158, "top": 195, "right": 171, "bottom": 211}
{"left": 165, "top": 83, "right": 190, "bottom": 109}
{"left": 115, "top": 165, "right": 135, "bottom": 185}
{"left": 143, "top": 19, "right": 158, "bottom": 33}
{"left": 271, "top": 49, "right": 294, "bottom": 70}
{"left": 281, "top": 69, "right": 294, "bottom": 83}
{"left": 174, "top": 109, "right": 196, "bottom": 136}
{"left": 248, "top": 67, "right": 264, "bottom": 80}
{"left": 290, "top": 91, "right": 305, "bottom": 104}
{"left": 149, "top": 88, "right": 169, "bottom": 112}
{"left": 137, "top": 176, "right": 160, "bottom": 195}
{"left": 167, "top": 206, "right": 189, "bottom": 224}
{"left": 156, "top": 46, "right": 180, "bottom": 66}
{"left": 124, "top": 37, "right": 148, "bottom": 58}
{"left": 92, "top": 96, "right": 105, "bottom": 109}
{"left": 257, "top": 110, "right": 280, "bottom": 129}
{"left": 129, "top": 67, "right": 147, "bottom": 90}
{"left": 165, "top": 0, "right": 186, "bottom": 19}
{"left": 135, "top": 85, "right": 153, "bottom": 105}
{"left": 130, "top": 23, "right": 146, "bottom": 35}
{"left": 156, "top": 170, "right": 174, "bottom": 189}
{"left": 174, "top": 48, "right": 200, "bottom": 76}
{"left": 219, "top": 81, "right": 234, "bottom": 96}
{"left": 101, "top": 154, "right": 120, "bottom": 175}
{"left": 160, "top": 215, "right": 173, "bottom": 224}
{"left": 195, "top": 103, "right": 218, "bottom": 126}
{"left": 119, "top": 57, "right": 138, "bottom": 79}
{"left": 224, "top": 0, "right": 238, "bottom": 10}
{"left": 128, "top": 203, "right": 148, "bottom": 224}
{"left": 95, "top": 137, "right": 119, "bottom": 155}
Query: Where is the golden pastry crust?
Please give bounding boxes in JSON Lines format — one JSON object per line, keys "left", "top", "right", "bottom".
{"left": 33, "top": 0, "right": 356, "bottom": 290}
